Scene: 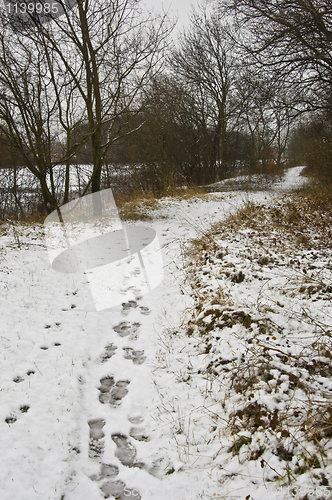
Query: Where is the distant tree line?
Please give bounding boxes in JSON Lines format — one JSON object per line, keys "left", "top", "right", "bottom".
{"left": 0, "top": 0, "right": 331, "bottom": 218}
{"left": 222, "top": 0, "right": 332, "bottom": 181}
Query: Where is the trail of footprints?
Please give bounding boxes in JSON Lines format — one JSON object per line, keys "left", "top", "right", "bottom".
{"left": 5, "top": 300, "right": 167, "bottom": 498}
{"left": 5, "top": 324, "right": 63, "bottom": 426}
{"left": 88, "top": 300, "right": 153, "bottom": 500}
{"left": 98, "top": 377, "right": 130, "bottom": 407}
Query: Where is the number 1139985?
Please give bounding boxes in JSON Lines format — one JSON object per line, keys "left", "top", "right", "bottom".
{"left": 6, "top": 2, "right": 59, "bottom": 15}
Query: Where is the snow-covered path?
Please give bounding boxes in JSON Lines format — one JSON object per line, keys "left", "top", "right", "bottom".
{"left": 0, "top": 167, "right": 306, "bottom": 500}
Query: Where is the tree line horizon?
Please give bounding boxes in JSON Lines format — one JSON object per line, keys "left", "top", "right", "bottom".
{"left": 0, "top": 0, "right": 331, "bottom": 218}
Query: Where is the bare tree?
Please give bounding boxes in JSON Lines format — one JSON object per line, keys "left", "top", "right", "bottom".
{"left": 222, "top": 0, "right": 332, "bottom": 113}
{"left": 0, "top": 0, "right": 173, "bottom": 216}
{"left": 171, "top": 4, "right": 240, "bottom": 179}
{"left": 126, "top": 75, "right": 218, "bottom": 189}
{"left": 0, "top": 17, "right": 78, "bottom": 214}
{"left": 233, "top": 67, "right": 301, "bottom": 172}
{"left": 37, "top": 0, "right": 173, "bottom": 206}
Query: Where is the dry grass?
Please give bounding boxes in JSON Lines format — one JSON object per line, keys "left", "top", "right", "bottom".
{"left": 0, "top": 184, "right": 206, "bottom": 226}
{"left": 188, "top": 182, "right": 332, "bottom": 263}
{"left": 181, "top": 181, "right": 332, "bottom": 494}
{"left": 115, "top": 185, "right": 206, "bottom": 221}
{"left": 115, "top": 190, "right": 159, "bottom": 221}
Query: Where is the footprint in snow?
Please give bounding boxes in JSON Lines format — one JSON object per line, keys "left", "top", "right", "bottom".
{"left": 98, "top": 377, "right": 130, "bottom": 407}
{"left": 129, "top": 427, "right": 150, "bottom": 442}
{"left": 100, "top": 479, "right": 125, "bottom": 499}
{"left": 127, "top": 415, "right": 150, "bottom": 441}
{"left": 113, "top": 321, "right": 140, "bottom": 340}
{"left": 146, "top": 455, "right": 175, "bottom": 478}
{"left": 88, "top": 419, "right": 105, "bottom": 459}
{"left": 99, "top": 343, "right": 117, "bottom": 363}
{"left": 90, "top": 463, "right": 119, "bottom": 482}
{"left": 111, "top": 434, "right": 141, "bottom": 468}
{"left": 88, "top": 436, "right": 105, "bottom": 459}
{"left": 121, "top": 300, "right": 138, "bottom": 315}
{"left": 122, "top": 347, "right": 146, "bottom": 365}
{"left": 5, "top": 415, "right": 17, "bottom": 424}
{"left": 100, "top": 480, "right": 141, "bottom": 499}
{"left": 91, "top": 462, "right": 141, "bottom": 499}
{"left": 111, "top": 433, "right": 171, "bottom": 478}
{"left": 139, "top": 306, "right": 150, "bottom": 316}
{"left": 5, "top": 406, "right": 30, "bottom": 424}
{"left": 121, "top": 300, "right": 150, "bottom": 316}
{"left": 99, "top": 376, "right": 115, "bottom": 393}
{"left": 99, "top": 463, "right": 119, "bottom": 479}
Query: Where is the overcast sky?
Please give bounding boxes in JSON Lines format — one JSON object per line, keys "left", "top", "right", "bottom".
{"left": 142, "top": 0, "right": 200, "bottom": 33}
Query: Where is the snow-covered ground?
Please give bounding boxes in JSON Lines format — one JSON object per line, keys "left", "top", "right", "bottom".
{"left": 1, "top": 166, "right": 326, "bottom": 500}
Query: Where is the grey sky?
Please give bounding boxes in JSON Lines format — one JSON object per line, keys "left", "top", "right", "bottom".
{"left": 142, "top": 0, "right": 200, "bottom": 33}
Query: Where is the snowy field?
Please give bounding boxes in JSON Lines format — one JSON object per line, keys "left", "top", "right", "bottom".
{"left": 1, "top": 166, "right": 329, "bottom": 500}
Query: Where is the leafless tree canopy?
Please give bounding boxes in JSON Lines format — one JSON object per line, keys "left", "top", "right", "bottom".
{"left": 0, "top": 0, "right": 331, "bottom": 218}
{"left": 222, "top": 0, "right": 332, "bottom": 110}
{"left": 0, "top": 0, "right": 172, "bottom": 214}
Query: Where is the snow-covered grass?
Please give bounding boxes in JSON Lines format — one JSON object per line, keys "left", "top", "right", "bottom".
{"left": 1, "top": 167, "right": 329, "bottom": 500}
{"left": 179, "top": 179, "right": 332, "bottom": 499}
